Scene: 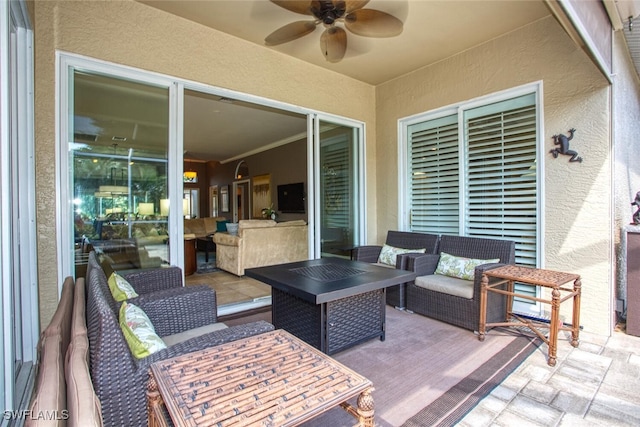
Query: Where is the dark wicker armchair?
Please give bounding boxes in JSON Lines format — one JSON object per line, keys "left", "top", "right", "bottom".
{"left": 85, "top": 252, "right": 275, "bottom": 427}
{"left": 404, "top": 235, "right": 515, "bottom": 331}
{"left": 352, "top": 231, "right": 440, "bottom": 308}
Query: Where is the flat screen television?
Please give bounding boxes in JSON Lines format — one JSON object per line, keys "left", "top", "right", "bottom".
{"left": 277, "top": 182, "right": 305, "bottom": 213}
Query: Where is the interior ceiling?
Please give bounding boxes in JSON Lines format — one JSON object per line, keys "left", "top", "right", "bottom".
{"left": 79, "top": 1, "right": 557, "bottom": 163}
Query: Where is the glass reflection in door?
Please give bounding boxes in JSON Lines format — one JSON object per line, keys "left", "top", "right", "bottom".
{"left": 70, "top": 71, "right": 170, "bottom": 274}
{"left": 319, "top": 124, "right": 361, "bottom": 258}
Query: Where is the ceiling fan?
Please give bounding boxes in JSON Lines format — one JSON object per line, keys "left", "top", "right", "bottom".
{"left": 265, "top": 0, "right": 404, "bottom": 63}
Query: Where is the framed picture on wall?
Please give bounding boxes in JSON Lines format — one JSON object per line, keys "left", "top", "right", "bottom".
{"left": 221, "top": 185, "right": 229, "bottom": 212}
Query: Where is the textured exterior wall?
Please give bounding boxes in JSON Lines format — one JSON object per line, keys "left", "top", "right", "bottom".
{"left": 32, "top": 0, "right": 375, "bottom": 328}
{"left": 376, "top": 17, "right": 612, "bottom": 335}
{"left": 612, "top": 31, "right": 640, "bottom": 312}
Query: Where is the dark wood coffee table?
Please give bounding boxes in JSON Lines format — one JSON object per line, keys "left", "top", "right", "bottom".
{"left": 245, "top": 258, "right": 416, "bottom": 355}
{"left": 195, "top": 234, "right": 216, "bottom": 262}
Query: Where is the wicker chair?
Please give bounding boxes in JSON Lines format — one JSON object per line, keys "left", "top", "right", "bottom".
{"left": 404, "top": 235, "right": 515, "bottom": 331}
{"left": 352, "top": 231, "right": 440, "bottom": 308}
{"left": 85, "top": 252, "right": 275, "bottom": 427}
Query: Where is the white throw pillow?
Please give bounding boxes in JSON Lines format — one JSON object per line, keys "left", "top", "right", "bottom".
{"left": 377, "top": 244, "right": 426, "bottom": 266}
{"left": 435, "top": 252, "right": 499, "bottom": 281}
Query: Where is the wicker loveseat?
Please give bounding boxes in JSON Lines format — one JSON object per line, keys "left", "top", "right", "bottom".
{"left": 404, "top": 235, "right": 515, "bottom": 331}
{"left": 352, "top": 230, "right": 440, "bottom": 308}
{"left": 85, "top": 253, "right": 274, "bottom": 427}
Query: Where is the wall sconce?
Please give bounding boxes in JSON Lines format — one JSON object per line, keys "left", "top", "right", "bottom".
{"left": 137, "top": 203, "right": 154, "bottom": 216}
{"left": 183, "top": 171, "right": 198, "bottom": 183}
{"left": 160, "top": 199, "right": 170, "bottom": 217}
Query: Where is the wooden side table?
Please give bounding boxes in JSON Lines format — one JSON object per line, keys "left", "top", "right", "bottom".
{"left": 478, "top": 265, "right": 581, "bottom": 366}
{"left": 147, "top": 329, "right": 375, "bottom": 427}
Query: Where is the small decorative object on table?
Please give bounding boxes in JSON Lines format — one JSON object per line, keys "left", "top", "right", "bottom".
{"left": 632, "top": 191, "right": 640, "bottom": 225}
{"left": 261, "top": 204, "right": 277, "bottom": 220}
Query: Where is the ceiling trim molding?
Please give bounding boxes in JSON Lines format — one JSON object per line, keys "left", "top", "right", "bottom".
{"left": 219, "top": 131, "right": 307, "bottom": 164}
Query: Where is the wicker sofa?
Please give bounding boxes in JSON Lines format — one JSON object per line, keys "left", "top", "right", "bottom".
{"left": 352, "top": 230, "right": 440, "bottom": 308}
{"left": 26, "top": 276, "right": 103, "bottom": 427}
{"left": 85, "top": 252, "right": 274, "bottom": 427}
{"left": 213, "top": 219, "right": 309, "bottom": 276}
{"left": 404, "top": 235, "right": 515, "bottom": 331}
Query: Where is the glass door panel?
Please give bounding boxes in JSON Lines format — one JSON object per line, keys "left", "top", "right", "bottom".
{"left": 70, "top": 71, "right": 170, "bottom": 274}
{"left": 317, "top": 121, "right": 363, "bottom": 258}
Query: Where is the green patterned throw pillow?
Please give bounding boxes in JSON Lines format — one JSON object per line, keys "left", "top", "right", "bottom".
{"left": 119, "top": 302, "right": 167, "bottom": 359}
{"left": 377, "top": 244, "right": 426, "bottom": 266}
{"left": 435, "top": 252, "right": 500, "bottom": 281}
{"left": 108, "top": 272, "right": 138, "bottom": 302}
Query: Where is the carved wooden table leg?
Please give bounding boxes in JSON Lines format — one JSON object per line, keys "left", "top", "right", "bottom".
{"left": 571, "top": 277, "right": 582, "bottom": 347}
{"left": 478, "top": 273, "right": 488, "bottom": 341}
{"left": 548, "top": 287, "right": 561, "bottom": 367}
{"left": 357, "top": 387, "right": 375, "bottom": 427}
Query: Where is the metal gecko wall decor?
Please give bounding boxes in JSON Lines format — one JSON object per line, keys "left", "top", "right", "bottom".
{"left": 550, "top": 128, "right": 583, "bottom": 163}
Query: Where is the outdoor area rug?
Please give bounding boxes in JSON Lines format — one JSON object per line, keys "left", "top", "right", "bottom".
{"left": 297, "top": 307, "right": 541, "bottom": 427}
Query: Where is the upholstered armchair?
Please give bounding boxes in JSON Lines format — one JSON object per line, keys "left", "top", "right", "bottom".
{"left": 213, "top": 219, "right": 308, "bottom": 276}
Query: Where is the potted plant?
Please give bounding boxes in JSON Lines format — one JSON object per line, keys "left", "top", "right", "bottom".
{"left": 261, "top": 204, "right": 277, "bottom": 220}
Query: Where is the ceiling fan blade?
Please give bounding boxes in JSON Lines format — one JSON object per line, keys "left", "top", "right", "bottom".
{"left": 265, "top": 21, "right": 317, "bottom": 46}
{"left": 270, "top": 0, "right": 313, "bottom": 15}
{"left": 345, "top": 9, "right": 403, "bottom": 37}
{"left": 320, "top": 27, "right": 347, "bottom": 63}
{"left": 344, "top": 0, "right": 370, "bottom": 13}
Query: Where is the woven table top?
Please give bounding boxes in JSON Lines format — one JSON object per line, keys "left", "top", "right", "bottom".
{"left": 150, "top": 329, "right": 373, "bottom": 427}
{"left": 484, "top": 265, "right": 580, "bottom": 288}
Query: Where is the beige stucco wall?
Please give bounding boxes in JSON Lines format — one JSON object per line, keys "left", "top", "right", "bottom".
{"left": 32, "top": 0, "right": 376, "bottom": 328}
{"left": 376, "top": 16, "right": 612, "bottom": 335}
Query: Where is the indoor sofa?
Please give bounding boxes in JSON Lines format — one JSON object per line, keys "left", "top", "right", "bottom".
{"left": 85, "top": 251, "right": 274, "bottom": 427}
{"left": 213, "top": 219, "right": 309, "bottom": 276}
{"left": 404, "top": 235, "right": 515, "bottom": 331}
{"left": 183, "top": 216, "right": 228, "bottom": 238}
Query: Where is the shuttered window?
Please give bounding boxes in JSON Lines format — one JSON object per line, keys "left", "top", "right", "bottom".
{"left": 405, "top": 92, "right": 539, "bottom": 309}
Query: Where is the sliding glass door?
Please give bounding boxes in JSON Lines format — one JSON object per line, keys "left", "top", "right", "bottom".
{"left": 314, "top": 117, "right": 365, "bottom": 258}
{"left": 68, "top": 71, "right": 171, "bottom": 275}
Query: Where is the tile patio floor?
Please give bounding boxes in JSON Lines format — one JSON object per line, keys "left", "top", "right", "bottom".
{"left": 459, "top": 325, "right": 640, "bottom": 426}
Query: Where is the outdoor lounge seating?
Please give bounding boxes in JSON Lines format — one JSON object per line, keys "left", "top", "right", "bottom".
{"left": 352, "top": 230, "right": 440, "bottom": 308}
{"left": 85, "top": 251, "right": 275, "bottom": 427}
{"left": 404, "top": 235, "right": 516, "bottom": 331}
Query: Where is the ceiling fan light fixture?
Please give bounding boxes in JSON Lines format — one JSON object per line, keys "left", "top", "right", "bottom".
{"left": 267, "top": 0, "right": 403, "bottom": 62}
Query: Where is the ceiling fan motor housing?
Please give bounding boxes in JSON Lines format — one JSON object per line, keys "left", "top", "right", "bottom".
{"left": 311, "top": 0, "right": 347, "bottom": 26}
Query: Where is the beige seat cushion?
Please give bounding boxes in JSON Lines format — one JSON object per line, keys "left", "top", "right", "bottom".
{"left": 71, "top": 278, "right": 87, "bottom": 338}
{"left": 26, "top": 335, "right": 65, "bottom": 427}
{"left": 65, "top": 336, "right": 103, "bottom": 427}
{"left": 161, "top": 322, "right": 229, "bottom": 347}
{"left": 414, "top": 274, "right": 474, "bottom": 299}
{"left": 43, "top": 276, "right": 75, "bottom": 356}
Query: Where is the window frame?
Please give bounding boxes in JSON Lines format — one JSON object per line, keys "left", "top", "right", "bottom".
{"left": 398, "top": 82, "right": 546, "bottom": 314}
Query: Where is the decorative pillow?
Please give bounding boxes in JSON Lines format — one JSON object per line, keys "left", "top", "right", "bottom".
{"left": 108, "top": 272, "right": 138, "bottom": 302}
{"left": 377, "top": 244, "right": 426, "bottom": 266}
{"left": 216, "top": 220, "right": 229, "bottom": 232}
{"left": 435, "top": 252, "right": 500, "bottom": 281}
{"left": 119, "top": 302, "right": 167, "bottom": 359}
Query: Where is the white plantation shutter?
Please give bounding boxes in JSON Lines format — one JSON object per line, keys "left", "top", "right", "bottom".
{"left": 322, "top": 140, "right": 350, "bottom": 230}
{"left": 406, "top": 92, "right": 539, "bottom": 308}
{"left": 464, "top": 94, "right": 537, "bottom": 267}
{"left": 408, "top": 115, "right": 459, "bottom": 235}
